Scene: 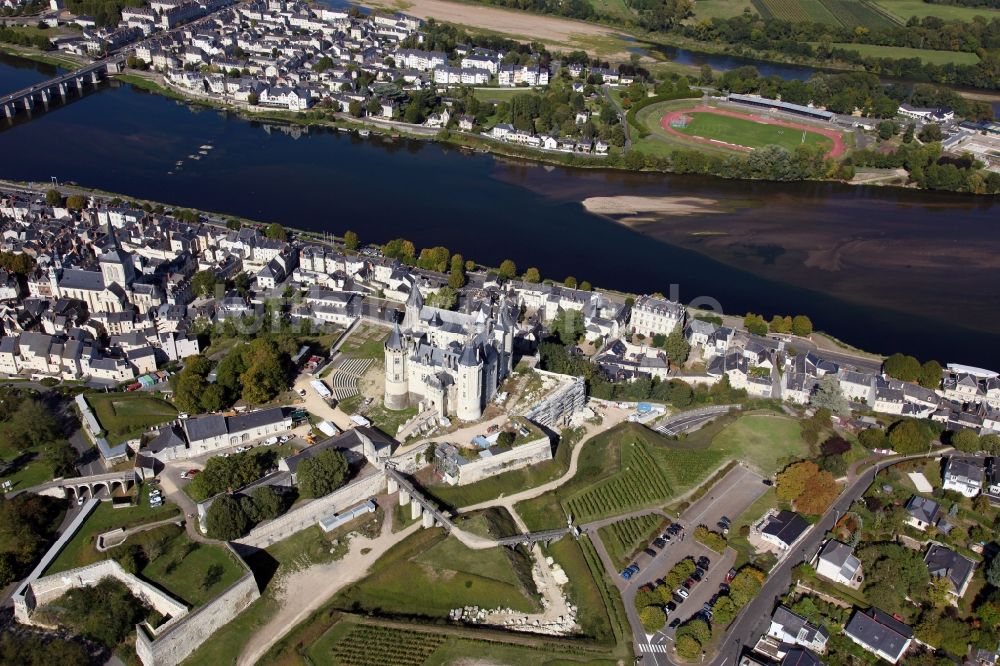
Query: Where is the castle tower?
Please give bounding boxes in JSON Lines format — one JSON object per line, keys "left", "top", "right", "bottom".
{"left": 498, "top": 304, "right": 515, "bottom": 377}
{"left": 383, "top": 322, "right": 409, "bottom": 410}
{"left": 457, "top": 343, "right": 483, "bottom": 422}
{"left": 403, "top": 284, "right": 423, "bottom": 329}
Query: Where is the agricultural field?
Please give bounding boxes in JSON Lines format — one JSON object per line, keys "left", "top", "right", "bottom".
{"left": 85, "top": 392, "right": 177, "bottom": 443}
{"left": 752, "top": 0, "right": 900, "bottom": 27}
{"left": 599, "top": 513, "right": 667, "bottom": 568}
{"left": 332, "top": 528, "right": 540, "bottom": 617}
{"left": 824, "top": 42, "right": 981, "bottom": 65}
{"left": 690, "top": 0, "right": 756, "bottom": 20}
{"left": 873, "top": 0, "right": 1000, "bottom": 21}
{"left": 326, "top": 624, "right": 445, "bottom": 666}
{"left": 675, "top": 111, "right": 834, "bottom": 152}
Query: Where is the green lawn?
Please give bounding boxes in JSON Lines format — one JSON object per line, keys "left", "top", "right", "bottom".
{"left": 140, "top": 528, "right": 245, "bottom": 607}
{"left": 873, "top": 0, "right": 999, "bottom": 22}
{"left": 517, "top": 414, "right": 807, "bottom": 531}
{"left": 333, "top": 528, "right": 539, "bottom": 617}
{"left": 338, "top": 324, "right": 389, "bottom": 360}
{"left": 708, "top": 414, "right": 809, "bottom": 476}
{"left": 678, "top": 112, "right": 833, "bottom": 152}
{"left": 46, "top": 491, "right": 181, "bottom": 574}
{"left": 471, "top": 87, "right": 528, "bottom": 103}
{"left": 85, "top": 392, "right": 177, "bottom": 443}
{"left": 588, "top": 0, "right": 634, "bottom": 20}
{"left": 824, "top": 42, "right": 980, "bottom": 65}
{"left": 691, "top": 0, "right": 756, "bottom": 20}
{"left": 598, "top": 513, "right": 667, "bottom": 569}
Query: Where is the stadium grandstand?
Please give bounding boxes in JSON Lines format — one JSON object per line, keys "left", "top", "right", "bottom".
{"left": 726, "top": 94, "right": 834, "bottom": 122}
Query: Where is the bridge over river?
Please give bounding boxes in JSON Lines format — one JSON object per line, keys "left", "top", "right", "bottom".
{"left": 1, "top": 55, "right": 125, "bottom": 120}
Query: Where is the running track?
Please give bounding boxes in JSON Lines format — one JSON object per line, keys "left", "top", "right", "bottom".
{"left": 660, "top": 105, "right": 847, "bottom": 158}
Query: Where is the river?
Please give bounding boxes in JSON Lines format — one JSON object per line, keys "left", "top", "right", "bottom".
{"left": 1, "top": 53, "right": 998, "bottom": 369}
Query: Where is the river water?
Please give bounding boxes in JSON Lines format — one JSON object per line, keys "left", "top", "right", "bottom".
{"left": 1, "top": 53, "right": 998, "bottom": 369}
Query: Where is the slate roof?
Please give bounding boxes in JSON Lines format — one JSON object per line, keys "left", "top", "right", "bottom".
{"left": 184, "top": 414, "right": 227, "bottom": 442}
{"left": 905, "top": 495, "right": 941, "bottom": 524}
{"left": 818, "top": 539, "right": 862, "bottom": 580}
{"left": 924, "top": 544, "right": 975, "bottom": 594}
{"left": 844, "top": 608, "right": 912, "bottom": 662}
{"left": 762, "top": 510, "right": 809, "bottom": 547}
{"left": 228, "top": 406, "right": 286, "bottom": 432}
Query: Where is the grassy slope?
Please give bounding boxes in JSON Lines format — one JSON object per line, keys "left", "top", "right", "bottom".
{"left": 690, "top": 0, "right": 756, "bottom": 20}
{"left": 333, "top": 528, "right": 539, "bottom": 617}
{"left": 678, "top": 112, "right": 834, "bottom": 151}
{"left": 517, "top": 413, "right": 808, "bottom": 531}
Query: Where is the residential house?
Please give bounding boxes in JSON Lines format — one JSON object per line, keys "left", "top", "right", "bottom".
{"left": 843, "top": 608, "right": 913, "bottom": 664}
{"left": 759, "top": 510, "right": 809, "bottom": 551}
{"left": 942, "top": 456, "right": 984, "bottom": 497}
{"left": 904, "top": 495, "right": 942, "bottom": 531}
{"left": 924, "top": 543, "right": 975, "bottom": 600}
{"left": 814, "top": 539, "right": 863, "bottom": 588}
{"left": 767, "top": 606, "right": 829, "bottom": 653}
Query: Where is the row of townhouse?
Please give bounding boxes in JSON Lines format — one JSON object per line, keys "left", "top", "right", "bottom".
{"left": 487, "top": 124, "right": 609, "bottom": 154}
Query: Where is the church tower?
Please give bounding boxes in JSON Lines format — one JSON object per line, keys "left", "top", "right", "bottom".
{"left": 383, "top": 322, "right": 409, "bottom": 410}
{"left": 457, "top": 343, "right": 483, "bottom": 422}
{"left": 99, "top": 228, "right": 135, "bottom": 289}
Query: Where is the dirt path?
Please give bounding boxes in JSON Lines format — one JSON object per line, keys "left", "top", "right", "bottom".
{"left": 459, "top": 404, "right": 631, "bottom": 515}
{"left": 237, "top": 519, "right": 422, "bottom": 666}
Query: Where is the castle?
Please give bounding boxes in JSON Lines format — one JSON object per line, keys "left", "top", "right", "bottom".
{"left": 384, "top": 286, "right": 516, "bottom": 422}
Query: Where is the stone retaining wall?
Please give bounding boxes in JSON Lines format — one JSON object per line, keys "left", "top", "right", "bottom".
{"left": 455, "top": 436, "right": 552, "bottom": 485}
{"left": 233, "top": 471, "right": 386, "bottom": 549}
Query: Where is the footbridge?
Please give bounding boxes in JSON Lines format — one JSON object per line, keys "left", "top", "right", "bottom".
{"left": 1, "top": 55, "right": 125, "bottom": 121}
{"left": 12, "top": 468, "right": 138, "bottom": 499}
{"left": 495, "top": 528, "right": 570, "bottom": 547}
{"left": 386, "top": 464, "right": 454, "bottom": 531}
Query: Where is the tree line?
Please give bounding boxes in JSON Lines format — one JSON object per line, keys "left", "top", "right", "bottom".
{"left": 681, "top": 13, "right": 1000, "bottom": 90}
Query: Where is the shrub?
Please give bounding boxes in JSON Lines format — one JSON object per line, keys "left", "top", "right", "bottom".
{"left": 639, "top": 604, "right": 667, "bottom": 632}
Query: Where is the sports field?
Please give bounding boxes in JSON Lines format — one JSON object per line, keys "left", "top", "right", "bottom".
{"left": 660, "top": 106, "right": 844, "bottom": 157}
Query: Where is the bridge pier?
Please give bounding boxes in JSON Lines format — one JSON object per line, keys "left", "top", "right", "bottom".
{"left": 76, "top": 76, "right": 84, "bottom": 92}
{"left": 387, "top": 477, "right": 398, "bottom": 495}
{"left": 3, "top": 103, "right": 11, "bottom": 119}
{"left": 58, "top": 82, "right": 67, "bottom": 99}
{"left": 398, "top": 488, "right": 409, "bottom": 506}
{"left": 410, "top": 499, "right": 422, "bottom": 521}
{"left": 40, "top": 90, "right": 49, "bottom": 107}
{"left": 23, "top": 95, "right": 33, "bottom": 111}
{"left": 422, "top": 511, "right": 434, "bottom": 529}
{"left": 90, "top": 71, "right": 99, "bottom": 85}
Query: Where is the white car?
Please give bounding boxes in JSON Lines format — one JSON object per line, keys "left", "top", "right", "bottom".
{"left": 235, "top": 446, "right": 248, "bottom": 453}
{"left": 263, "top": 436, "right": 279, "bottom": 446}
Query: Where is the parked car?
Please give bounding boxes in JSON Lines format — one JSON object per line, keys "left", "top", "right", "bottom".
{"left": 644, "top": 548, "right": 657, "bottom": 558}
{"left": 77, "top": 496, "right": 85, "bottom": 506}
{"left": 719, "top": 583, "right": 730, "bottom": 594}
{"left": 669, "top": 618, "right": 682, "bottom": 629}
{"left": 666, "top": 601, "right": 677, "bottom": 612}
{"left": 725, "top": 568, "right": 737, "bottom": 583}
{"left": 653, "top": 537, "right": 667, "bottom": 549}
{"left": 672, "top": 592, "right": 686, "bottom": 604}
{"left": 674, "top": 588, "right": 689, "bottom": 599}
{"left": 691, "top": 569, "right": 703, "bottom": 582}
{"left": 763, "top": 479, "right": 774, "bottom": 486}
{"left": 697, "top": 556, "right": 711, "bottom": 570}
{"left": 683, "top": 579, "right": 694, "bottom": 589}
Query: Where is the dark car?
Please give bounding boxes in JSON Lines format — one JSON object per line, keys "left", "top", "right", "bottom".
{"left": 672, "top": 592, "right": 686, "bottom": 604}
{"left": 719, "top": 583, "right": 730, "bottom": 594}
{"left": 669, "top": 618, "right": 682, "bottom": 629}
{"left": 666, "top": 601, "right": 677, "bottom": 612}
{"left": 684, "top": 578, "right": 695, "bottom": 588}
{"left": 763, "top": 479, "right": 774, "bottom": 486}
{"left": 720, "top": 516, "right": 731, "bottom": 525}
{"left": 717, "top": 520, "right": 730, "bottom": 530}
{"left": 691, "top": 569, "right": 703, "bottom": 582}
{"left": 653, "top": 537, "right": 667, "bottom": 549}
{"left": 644, "top": 548, "right": 657, "bottom": 558}
{"left": 697, "top": 556, "right": 711, "bottom": 569}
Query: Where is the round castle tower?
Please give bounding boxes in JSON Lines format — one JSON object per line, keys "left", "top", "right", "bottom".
{"left": 383, "top": 322, "right": 409, "bottom": 411}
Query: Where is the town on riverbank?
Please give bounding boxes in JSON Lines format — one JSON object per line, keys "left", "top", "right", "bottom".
{"left": 0, "top": 183, "right": 1000, "bottom": 665}
{"left": 1, "top": 0, "right": 999, "bottom": 192}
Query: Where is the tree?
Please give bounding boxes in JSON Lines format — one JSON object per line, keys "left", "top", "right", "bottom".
{"left": 744, "top": 313, "right": 768, "bottom": 336}
{"left": 675, "top": 635, "right": 702, "bottom": 660}
{"left": 44, "top": 188, "right": 62, "bottom": 206}
{"left": 769, "top": 315, "right": 792, "bottom": 334}
{"left": 37, "top": 578, "right": 150, "bottom": 650}
{"left": 676, "top": 618, "right": 711, "bottom": 646}
{"left": 65, "top": 194, "right": 87, "bottom": 209}
{"left": 877, "top": 120, "right": 896, "bottom": 140}
{"left": 201, "top": 563, "right": 225, "bottom": 590}
{"left": 564, "top": 276, "right": 577, "bottom": 289}
{"left": 728, "top": 567, "right": 765, "bottom": 607}
{"left": 663, "top": 329, "right": 690, "bottom": 366}
{"left": 902, "top": 123, "right": 915, "bottom": 143}
{"left": 190, "top": 269, "right": 219, "bottom": 298}
{"left": 859, "top": 427, "right": 888, "bottom": 450}
{"left": 639, "top": 604, "right": 666, "bottom": 632}
{"left": 919, "top": 360, "right": 943, "bottom": 389}
{"left": 249, "top": 486, "right": 285, "bottom": 521}
{"left": 448, "top": 254, "right": 466, "bottom": 289}
{"left": 522, "top": 267, "right": 541, "bottom": 283}
{"left": 988, "top": 556, "right": 1000, "bottom": 588}
{"left": 791, "top": 315, "right": 813, "bottom": 337}
{"left": 797, "top": 467, "right": 840, "bottom": 514}
{"left": 777, "top": 460, "right": 817, "bottom": 502}
{"left": 343, "top": 230, "right": 359, "bottom": 250}
{"left": 950, "top": 429, "right": 981, "bottom": 453}
{"left": 580, "top": 281, "right": 592, "bottom": 291}
{"left": 8, "top": 398, "right": 63, "bottom": 452}
{"left": 205, "top": 494, "right": 251, "bottom": 539}
{"left": 811, "top": 375, "right": 850, "bottom": 415}
{"left": 711, "top": 595, "right": 738, "bottom": 625}
{"left": 884, "top": 353, "right": 922, "bottom": 382}
{"left": 297, "top": 449, "right": 349, "bottom": 498}
{"left": 498, "top": 259, "right": 517, "bottom": 280}
{"left": 551, "top": 308, "right": 585, "bottom": 346}
{"left": 426, "top": 286, "right": 457, "bottom": 310}
{"left": 919, "top": 123, "right": 942, "bottom": 142}
{"left": 264, "top": 223, "right": 287, "bottom": 241}
{"left": 888, "top": 419, "right": 933, "bottom": 454}
{"left": 496, "top": 431, "right": 516, "bottom": 447}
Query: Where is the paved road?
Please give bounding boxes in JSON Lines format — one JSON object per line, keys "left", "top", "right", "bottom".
{"left": 651, "top": 405, "right": 735, "bottom": 437}
{"left": 633, "top": 451, "right": 946, "bottom": 666}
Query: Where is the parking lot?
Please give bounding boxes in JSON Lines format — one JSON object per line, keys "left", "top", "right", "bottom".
{"left": 599, "top": 464, "right": 769, "bottom": 654}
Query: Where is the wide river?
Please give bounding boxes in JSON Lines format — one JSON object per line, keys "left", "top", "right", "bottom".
{"left": 1, "top": 53, "right": 998, "bottom": 368}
